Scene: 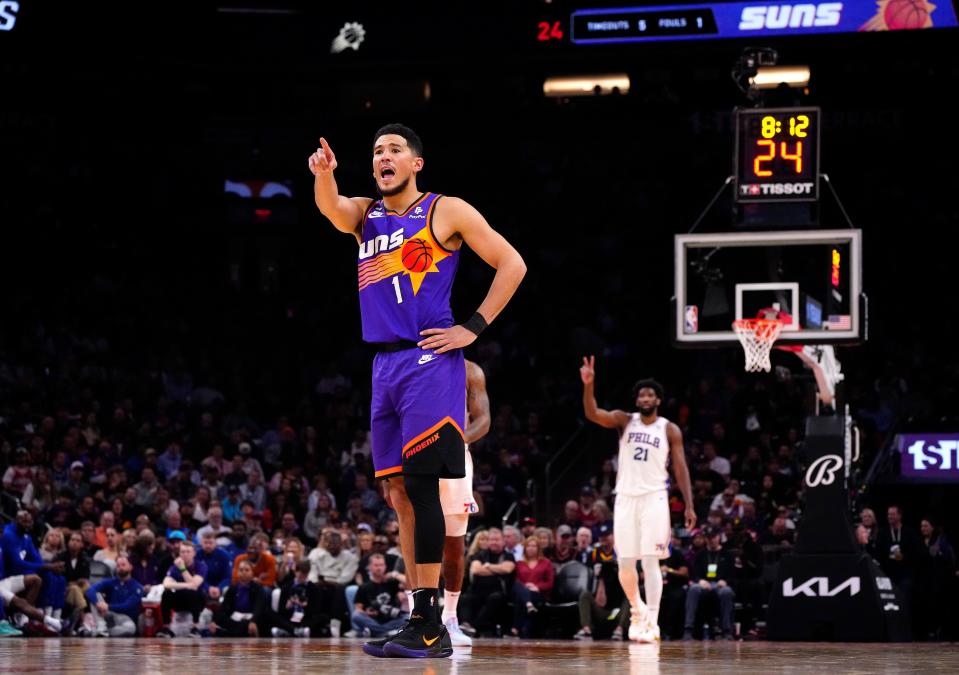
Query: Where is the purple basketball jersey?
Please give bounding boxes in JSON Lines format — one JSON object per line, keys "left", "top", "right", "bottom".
{"left": 357, "top": 192, "right": 460, "bottom": 343}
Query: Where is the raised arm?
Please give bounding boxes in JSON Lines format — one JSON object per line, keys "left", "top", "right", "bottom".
{"left": 308, "top": 137, "right": 372, "bottom": 242}
{"left": 579, "top": 356, "right": 630, "bottom": 431}
{"left": 667, "top": 422, "right": 697, "bottom": 531}
{"left": 417, "top": 197, "right": 526, "bottom": 354}
{"left": 465, "top": 360, "right": 491, "bottom": 444}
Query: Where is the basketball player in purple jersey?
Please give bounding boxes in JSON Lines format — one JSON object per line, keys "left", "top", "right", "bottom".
{"left": 308, "top": 125, "right": 525, "bottom": 658}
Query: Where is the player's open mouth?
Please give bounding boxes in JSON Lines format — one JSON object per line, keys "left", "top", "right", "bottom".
{"left": 380, "top": 167, "right": 395, "bottom": 180}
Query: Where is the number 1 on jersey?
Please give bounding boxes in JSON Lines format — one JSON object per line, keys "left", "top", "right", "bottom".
{"left": 392, "top": 275, "right": 403, "bottom": 304}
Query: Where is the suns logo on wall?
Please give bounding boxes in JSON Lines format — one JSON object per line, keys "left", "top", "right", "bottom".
{"left": 861, "top": 0, "right": 939, "bottom": 30}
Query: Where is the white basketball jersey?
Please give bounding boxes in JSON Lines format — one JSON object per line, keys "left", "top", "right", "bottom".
{"left": 616, "top": 414, "right": 671, "bottom": 496}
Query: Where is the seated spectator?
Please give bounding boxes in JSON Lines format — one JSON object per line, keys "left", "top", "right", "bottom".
{"left": 2, "top": 511, "right": 67, "bottom": 619}
{"left": 306, "top": 531, "right": 358, "bottom": 632}
{"left": 21, "top": 467, "right": 56, "bottom": 515}
{"left": 196, "top": 531, "right": 233, "bottom": 599}
{"left": 93, "top": 527, "right": 121, "bottom": 573}
{"left": 307, "top": 532, "right": 358, "bottom": 586}
{"left": 232, "top": 532, "right": 278, "bottom": 589}
{"left": 209, "top": 559, "right": 267, "bottom": 637}
{"left": 192, "top": 486, "right": 213, "bottom": 525}
{"left": 82, "top": 555, "right": 143, "bottom": 637}
{"left": 239, "top": 470, "right": 267, "bottom": 513}
{"left": 467, "top": 529, "right": 489, "bottom": 559}
{"left": 683, "top": 527, "right": 736, "bottom": 640}
{"left": 158, "top": 540, "right": 207, "bottom": 637}
{"left": 196, "top": 507, "right": 232, "bottom": 547}
{"left": 60, "top": 532, "right": 92, "bottom": 615}
{"left": 201, "top": 444, "right": 231, "bottom": 481}
{"left": 658, "top": 537, "right": 690, "bottom": 640}
{"left": 276, "top": 538, "right": 307, "bottom": 590}
{"left": 270, "top": 559, "right": 328, "bottom": 637}
{"left": 758, "top": 516, "right": 795, "bottom": 552}
{"left": 590, "top": 459, "right": 617, "bottom": 501}
{"left": 94, "top": 512, "right": 116, "bottom": 549}
{"left": 3, "top": 447, "right": 36, "bottom": 497}
{"left": 223, "top": 521, "right": 249, "bottom": 562}
{"left": 574, "top": 530, "right": 628, "bottom": 641}
{"left": 503, "top": 525, "right": 524, "bottom": 561}
{"left": 550, "top": 525, "right": 576, "bottom": 564}
{"left": 307, "top": 474, "right": 338, "bottom": 512}
{"left": 221, "top": 486, "right": 244, "bottom": 525}
{"left": 511, "top": 537, "right": 554, "bottom": 637}
{"left": 533, "top": 527, "right": 555, "bottom": 561}
{"left": 461, "top": 527, "right": 515, "bottom": 637}
{"left": 714, "top": 488, "right": 745, "bottom": 521}
{"left": 74, "top": 499, "right": 101, "bottom": 534}
{"left": 704, "top": 441, "right": 730, "bottom": 482}
{"left": 46, "top": 490, "right": 77, "bottom": 530}
{"left": 128, "top": 530, "right": 162, "bottom": 592}
{"left": 350, "top": 553, "right": 405, "bottom": 638}
{"left": 560, "top": 500, "right": 583, "bottom": 532}
{"left": 352, "top": 474, "right": 383, "bottom": 513}
{"left": 0, "top": 561, "right": 63, "bottom": 635}
{"left": 709, "top": 479, "right": 754, "bottom": 513}
{"left": 574, "top": 527, "right": 593, "bottom": 565}
{"left": 303, "top": 494, "right": 335, "bottom": 543}
{"left": 133, "top": 466, "right": 160, "bottom": 508}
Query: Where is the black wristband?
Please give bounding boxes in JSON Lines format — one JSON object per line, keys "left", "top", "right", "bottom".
{"left": 462, "top": 311, "right": 488, "bottom": 336}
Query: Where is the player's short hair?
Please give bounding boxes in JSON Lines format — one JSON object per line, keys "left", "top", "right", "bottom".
{"left": 632, "top": 378, "right": 664, "bottom": 401}
{"left": 373, "top": 123, "right": 423, "bottom": 156}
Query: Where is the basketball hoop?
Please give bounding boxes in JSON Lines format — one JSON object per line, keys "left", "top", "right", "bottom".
{"left": 732, "top": 318, "right": 783, "bottom": 372}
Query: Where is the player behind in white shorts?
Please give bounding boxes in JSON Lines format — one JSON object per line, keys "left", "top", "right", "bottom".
{"left": 579, "top": 356, "right": 696, "bottom": 643}
{"left": 438, "top": 359, "right": 489, "bottom": 646}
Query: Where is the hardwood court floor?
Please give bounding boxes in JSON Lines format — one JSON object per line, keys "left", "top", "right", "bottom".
{"left": 1, "top": 638, "right": 957, "bottom": 673}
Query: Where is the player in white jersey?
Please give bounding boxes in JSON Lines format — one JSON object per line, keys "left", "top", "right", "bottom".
{"left": 438, "top": 359, "right": 489, "bottom": 646}
{"left": 579, "top": 356, "right": 696, "bottom": 643}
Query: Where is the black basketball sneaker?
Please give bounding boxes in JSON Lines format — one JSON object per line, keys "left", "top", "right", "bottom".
{"left": 382, "top": 620, "right": 453, "bottom": 658}
{"left": 361, "top": 634, "right": 394, "bottom": 658}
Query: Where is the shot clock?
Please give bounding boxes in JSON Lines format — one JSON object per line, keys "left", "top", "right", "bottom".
{"left": 735, "top": 107, "right": 820, "bottom": 203}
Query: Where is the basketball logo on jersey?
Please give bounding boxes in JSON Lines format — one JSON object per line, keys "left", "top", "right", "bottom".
{"left": 358, "top": 224, "right": 450, "bottom": 295}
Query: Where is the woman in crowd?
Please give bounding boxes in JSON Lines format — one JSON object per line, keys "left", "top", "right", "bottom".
{"left": 467, "top": 529, "right": 489, "bottom": 558}
{"left": 129, "top": 530, "right": 162, "bottom": 592}
{"left": 22, "top": 467, "right": 56, "bottom": 514}
{"left": 276, "top": 538, "right": 307, "bottom": 589}
{"left": 60, "top": 531, "right": 91, "bottom": 615}
{"left": 93, "top": 527, "right": 122, "bottom": 572}
{"left": 210, "top": 559, "right": 267, "bottom": 637}
{"left": 511, "top": 537, "right": 554, "bottom": 638}
{"left": 193, "top": 485, "right": 213, "bottom": 525}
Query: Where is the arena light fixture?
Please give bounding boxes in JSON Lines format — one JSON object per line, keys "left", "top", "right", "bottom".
{"left": 748, "top": 65, "right": 810, "bottom": 90}
{"left": 543, "top": 74, "right": 630, "bottom": 97}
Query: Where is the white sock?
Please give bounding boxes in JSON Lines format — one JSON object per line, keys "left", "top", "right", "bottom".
{"left": 442, "top": 590, "right": 461, "bottom": 623}
{"left": 43, "top": 615, "right": 62, "bottom": 631}
{"left": 53, "top": 608, "right": 62, "bottom": 619}
{"left": 44, "top": 606, "right": 53, "bottom": 617}
{"left": 641, "top": 556, "right": 663, "bottom": 626}
{"left": 405, "top": 590, "right": 414, "bottom": 619}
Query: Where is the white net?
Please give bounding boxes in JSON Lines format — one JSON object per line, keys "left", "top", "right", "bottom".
{"left": 732, "top": 319, "right": 783, "bottom": 372}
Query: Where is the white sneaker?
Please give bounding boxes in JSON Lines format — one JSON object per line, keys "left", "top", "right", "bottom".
{"left": 294, "top": 627, "right": 310, "bottom": 638}
{"left": 636, "top": 621, "right": 660, "bottom": 644}
{"left": 628, "top": 609, "right": 647, "bottom": 642}
{"left": 272, "top": 627, "right": 290, "bottom": 637}
{"left": 573, "top": 628, "right": 593, "bottom": 640}
{"left": 444, "top": 617, "right": 472, "bottom": 647}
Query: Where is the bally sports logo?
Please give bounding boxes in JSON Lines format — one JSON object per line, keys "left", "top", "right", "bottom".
{"left": 739, "top": 3, "right": 843, "bottom": 30}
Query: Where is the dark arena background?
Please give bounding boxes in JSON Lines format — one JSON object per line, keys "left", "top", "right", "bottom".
{"left": 2, "top": 1, "right": 959, "bottom": 672}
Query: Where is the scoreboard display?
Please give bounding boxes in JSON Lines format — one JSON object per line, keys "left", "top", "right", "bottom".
{"left": 734, "top": 107, "right": 820, "bottom": 203}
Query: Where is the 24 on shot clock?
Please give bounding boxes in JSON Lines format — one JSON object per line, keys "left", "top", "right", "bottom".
{"left": 735, "top": 107, "right": 820, "bottom": 203}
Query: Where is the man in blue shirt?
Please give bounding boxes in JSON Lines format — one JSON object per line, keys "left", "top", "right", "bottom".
{"left": 1, "top": 511, "right": 67, "bottom": 624}
{"left": 196, "top": 532, "right": 232, "bottom": 601}
{"left": 157, "top": 540, "right": 207, "bottom": 637}
{"left": 84, "top": 555, "right": 144, "bottom": 636}
{"left": 1, "top": 534, "right": 58, "bottom": 635}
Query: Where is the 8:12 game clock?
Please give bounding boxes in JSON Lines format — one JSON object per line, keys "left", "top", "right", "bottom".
{"left": 735, "top": 107, "right": 820, "bottom": 203}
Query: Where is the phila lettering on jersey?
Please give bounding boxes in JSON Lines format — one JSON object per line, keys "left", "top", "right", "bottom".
{"left": 616, "top": 415, "right": 671, "bottom": 496}
{"left": 357, "top": 192, "right": 460, "bottom": 343}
